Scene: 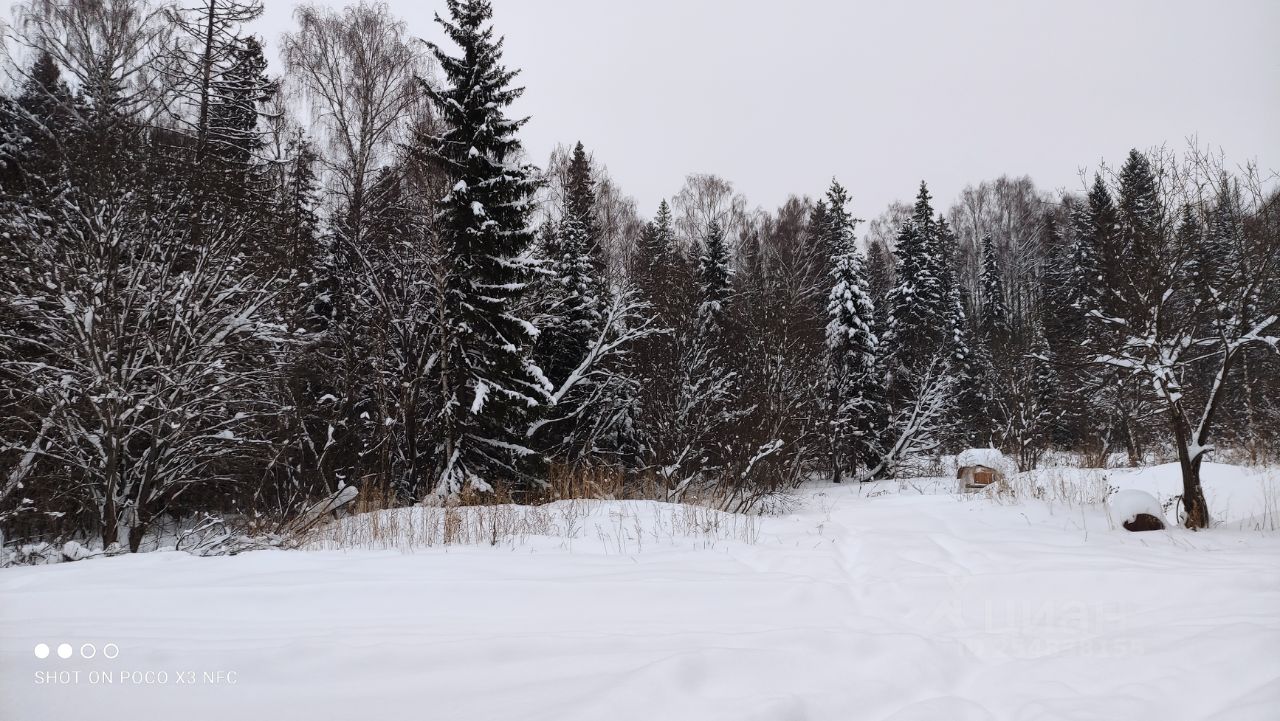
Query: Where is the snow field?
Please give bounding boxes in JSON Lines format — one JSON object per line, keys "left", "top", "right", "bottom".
{"left": 2, "top": 462, "right": 1278, "bottom": 721}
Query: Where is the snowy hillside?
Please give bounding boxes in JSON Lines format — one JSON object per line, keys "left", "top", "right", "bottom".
{"left": 3, "top": 463, "right": 1278, "bottom": 721}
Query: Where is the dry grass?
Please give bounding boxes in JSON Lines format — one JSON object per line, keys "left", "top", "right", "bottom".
{"left": 298, "top": 462, "right": 767, "bottom": 553}
{"left": 299, "top": 498, "right": 762, "bottom": 553}
{"left": 987, "top": 467, "right": 1112, "bottom": 510}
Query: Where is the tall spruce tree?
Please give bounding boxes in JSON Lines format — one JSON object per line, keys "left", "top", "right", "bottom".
{"left": 5, "top": 51, "right": 74, "bottom": 194}
{"left": 537, "top": 142, "right": 602, "bottom": 392}
{"left": 164, "top": 0, "right": 266, "bottom": 160}
{"left": 949, "top": 286, "right": 992, "bottom": 447}
{"left": 886, "top": 182, "right": 948, "bottom": 376}
{"left": 979, "top": 234, "right": 1010, "bottom": 342}
{"left": 1085, "top": 173, "right": 1120, "bottom": 330}
{"left": 696, "top": 219, "right": 733, "bottom": 333}
{"left": 822, "top": 180, "right": 880, "bottom": 482}
{"left": 562, "top": 141, "right": 606, "bottom": 277}
{"left": 1038, "top": 208, "right": 1084, "bottom": 446}
{"left": 416, "top": 0, "right": 545, "bottom": 496}
{"left": 206, "top": 36, "right": 276, "bottom": 171}
{"left": 529, "top": 142, "right": 612, "bottom": 463}
{"left": 636, "top": 199, "right": 679, "bottom": 318}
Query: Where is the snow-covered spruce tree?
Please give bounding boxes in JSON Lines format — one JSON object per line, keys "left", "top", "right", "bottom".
{"left": 822, "top": 180, "right": 880, "bottom": 483}
{"left": 1, "top": 51, "right": 75, "bottom": 196}
{"left": 529, "top": 288, "right": 659, "bottom": 469}
{"left": 414, "top": 0, "right": 547, "bottom": 497}
{"left": 1065, "top": 197, "right": 1103, "bottom": 338}
{"left": 884, "top": 183, "right": 949, "bottom": 376}
{"left": 808, "top": 197, "right": 833, "bottom": 274}
{"left": 875, "top": 182, "right": 964, "bottom": 475}
{"left": 635, "top": 199, "right": 682, "bottom": 321}
{"left": 531, "top": 141, "right": 654, "bottom": 465}
{"left": 637, "top": 216, "right": 750, "bottom": 494}
{"left": 274, "top": 132, "right": 323, "bottom": 290}
{"left": 1089, "top": 154, "right": 1278, "bottom": 528}
{"left": 696, "top": 219, "right": 733, "bottom": 333}
{"left": 979, "top": 234, "right": 1010, "bottom": 343}
{"left": 1046, "top": 197, "right": 1107, "bottom": 450}
{"left": 949, "top": 288, "right": 995, "bottom": 448}
{"left": 1084, "top": 173, "right": 1120, "bottom": 339}
{"left": 535, "top": 142, "right": 602, "bottom": 400}
{"left": 1076, "top": 171, "right": 1150, "bottom": 466}
{"left": 561, "top": 141, "right": 608, "bottom": 282}
{"left": 629, "top": 200, "right": 693, "bottom": 487}
{"left": 1038, "top": 208, "right": 1085, "bottom": 447}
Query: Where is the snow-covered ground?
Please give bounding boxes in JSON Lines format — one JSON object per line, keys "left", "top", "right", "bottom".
{"left": 3, "top": 463, "right": 1279, "bottom": 720}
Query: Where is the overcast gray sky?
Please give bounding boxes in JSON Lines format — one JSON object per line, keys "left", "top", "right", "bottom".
{"left": 256, "top": 0, "right": 1280, "bottom": 218}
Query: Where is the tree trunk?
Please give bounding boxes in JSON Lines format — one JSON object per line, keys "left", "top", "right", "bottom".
{"left": 1121, "top": 413, "right": 1140, "bottom": 467}
{"left": 1170, "top": 407, "right": 1210, "bottom": 529}
{"left": 830, "top": 415, "right": 843, "bottom": 484}
{"left": 101, "top": 500, "right": 118, "bottom": 550}
{"left": 1181, "top": 458, "right": 1211, "bottom": 530}
{"left": 128, "top": 523, "right": 146, "bottom": 553}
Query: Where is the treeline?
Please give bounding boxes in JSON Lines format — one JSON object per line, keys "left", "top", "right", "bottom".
{"left": 1, "top": 0, "right": 1277, "bottom": 549}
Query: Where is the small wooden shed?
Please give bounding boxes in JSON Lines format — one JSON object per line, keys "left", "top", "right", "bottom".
{"left": 956, "top": 448, "right": 1009, "bottom": 491}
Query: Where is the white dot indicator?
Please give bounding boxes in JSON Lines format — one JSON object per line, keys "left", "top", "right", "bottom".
{"left": 80, "top": 644, "right": 97, "bottom": 659}
{"left": 57, "top": 644, "right": 72, "bottom": 659}
{"left": 34, "top": 644, "right": 50, "bottom": 659}
{"left": 103, "top": 643, "right": 119, "bottom": 659}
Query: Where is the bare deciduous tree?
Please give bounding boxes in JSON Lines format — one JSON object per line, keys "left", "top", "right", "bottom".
{"left": 6, "top": 0, "right": 171, "bottom": 127}
{"left": 281, "top": 1, "right": 423, "bottom": 231}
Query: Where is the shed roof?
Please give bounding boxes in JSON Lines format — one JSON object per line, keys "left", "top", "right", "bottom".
{"left": 957, "top": 448, "right": 1006, "bottom": 469}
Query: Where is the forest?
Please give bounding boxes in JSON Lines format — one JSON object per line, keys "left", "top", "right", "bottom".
{"left": 1, "top": 0, "right": 1277, "bottom": 553}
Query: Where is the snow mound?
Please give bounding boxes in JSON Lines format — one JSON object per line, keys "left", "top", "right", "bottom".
{"left": 1107, "top": 463, "right": 1278, "bottom": 529}
{"left": 1107, "top": 489, "right": 1165, "bottom": 525}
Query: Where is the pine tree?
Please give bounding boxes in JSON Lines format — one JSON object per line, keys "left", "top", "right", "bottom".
{"left": 822, "top": 180, "right": 879, "bottom": 482}
{"left": 416, "top": 0, "right": 545, "bottom": 496}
